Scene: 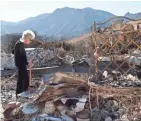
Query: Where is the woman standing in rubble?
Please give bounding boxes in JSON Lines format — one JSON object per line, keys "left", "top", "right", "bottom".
{"left": 12, "top": 30, "right": 35, "bottom": 98}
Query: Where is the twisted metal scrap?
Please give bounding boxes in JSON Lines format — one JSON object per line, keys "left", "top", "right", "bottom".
{"left": 89, "top": 16, "right": 141, "bottom": 119}
{"left": 88, "top": 82, "right": 141, "bottom": 120}
{"left": 96, "top": 16, "right": 141, "bottom": 25}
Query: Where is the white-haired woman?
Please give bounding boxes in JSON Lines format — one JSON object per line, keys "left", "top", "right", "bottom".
{"left": 12, "top": 30, "right": 35, "bottom": 97}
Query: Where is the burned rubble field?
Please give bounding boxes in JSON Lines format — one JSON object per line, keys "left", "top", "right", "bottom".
{"left": 1, "top": 72, "right": 141, "bottom": 121}
{"left": 1, "top": 75, "right": 43, "bottom": 104}
{"left": 89, "top": 70, "right": 141, "bottom": 87}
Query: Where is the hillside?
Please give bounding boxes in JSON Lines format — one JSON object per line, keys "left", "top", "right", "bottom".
{"left": 1, "top": 7, "right": 115, "bottom": 37}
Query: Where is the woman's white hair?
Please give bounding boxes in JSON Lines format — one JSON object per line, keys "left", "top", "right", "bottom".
{"left": 22, "top": 30, "right": 35, "bottom": 40}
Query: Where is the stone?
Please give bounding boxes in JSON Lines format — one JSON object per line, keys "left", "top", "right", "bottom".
{"left": 92, "top": 108, "right": 101, "bottom": 121}
{"left": 101, "top": 109, "right": 110, "bottom": 120}
{"left": 3, "top": 101, "right": 21, "bottom": 111}
{"left": 45, "top": 101, "right": 55, "bottom": 114}
{"left": 22, "top": 103, "right": 38, "bottom": 115}
{"left": 105, "top": 117, "right": 112, "bottom": 121}
{"left": 109, "top": 112, "right": 119, "bottom": 119}
{"left": 76, "top": 110, "right": 90, "bottom": 120}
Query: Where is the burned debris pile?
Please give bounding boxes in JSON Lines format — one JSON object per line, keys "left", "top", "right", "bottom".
{"left": 1, "top": 17, "right": 141, "bottom": 121}
{"left": 1, "top": 72, "right": 141, "bottom": 121}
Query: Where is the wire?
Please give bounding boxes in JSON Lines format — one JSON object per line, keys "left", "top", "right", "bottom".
{"left": 96, "top": 16, "right": 141, "bottom": 25}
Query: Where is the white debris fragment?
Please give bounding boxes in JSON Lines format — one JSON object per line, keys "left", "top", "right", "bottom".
{"left": 18, "top": 91, "right": 35, "bottom": 98}
{"left": 74, "top": 98, "right": 87, "bottom": 112}
{"left": 126, "top": 74, "right": 136, "bottom": 81}
{"left": 103, "top": 71, "right": 108, "bottom": 78}
{"left": 22, "top": 103, "right": 38, "bottom": 114}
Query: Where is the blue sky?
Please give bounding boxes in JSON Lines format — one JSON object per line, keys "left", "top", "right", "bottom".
{"left": 0, "top": 1, "right": 141, "bottom": 22}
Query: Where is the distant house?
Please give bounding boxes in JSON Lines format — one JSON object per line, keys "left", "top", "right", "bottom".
{"left": 128, "top": 20, "right": 141, "bottom": 30}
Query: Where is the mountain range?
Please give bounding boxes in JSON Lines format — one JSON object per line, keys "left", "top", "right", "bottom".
{"left": 1, "top": 7, "right": 141, "bottom": 38}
